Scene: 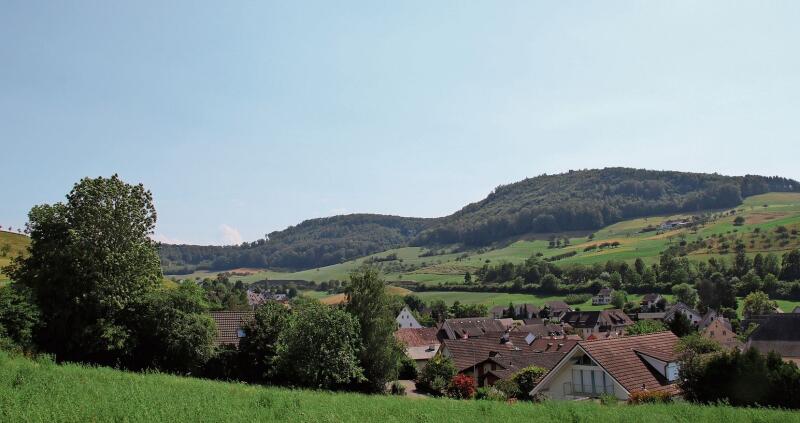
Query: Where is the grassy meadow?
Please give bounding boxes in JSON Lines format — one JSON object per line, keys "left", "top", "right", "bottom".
{"left": 0, "top": 230, "right": 29, "bottom": 282}
{"left": 167, "top": 193, "right": 800, "bottom": 288}
{"left": 0, "top": 351, "right": 796, "bottom": 423}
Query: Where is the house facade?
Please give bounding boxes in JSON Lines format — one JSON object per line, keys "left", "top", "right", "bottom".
{"left": 530, "top": 332, "right": 681, "bottom": 401}
{"left": 592, "top": 288, "right": 614, "bottom": 306}
{"left": 663, "top": 302, "right": 702, "bottom": 326}
{"left": 701, "top": 316, "right": 742, "bottom": 350}
{"left": 640, "top": 293, "right": 664, "bottom": 311}
{"left": 396, "top": 306, "right": 422, "bottom": 329}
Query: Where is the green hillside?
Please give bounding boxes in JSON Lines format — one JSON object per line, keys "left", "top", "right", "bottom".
{"left": 0, "top": 351, "right": 794, "bottom": 423}
{"left": 159, "top": 169, "right": 800, "bottom": 272}
{"left": 0, "top": 231, "right": 29, "bottom": 283}
{"left": 170, "top": 193, "right": 800, "bottom": 288}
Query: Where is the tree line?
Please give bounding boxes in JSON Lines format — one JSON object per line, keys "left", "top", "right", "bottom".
{"left": 0, "top": 176, "right": 404, "bottom": 394}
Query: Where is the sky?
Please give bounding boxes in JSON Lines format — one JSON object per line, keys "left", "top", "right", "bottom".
{"left": 2, "top": 1, "right": 799, "bottom": 245}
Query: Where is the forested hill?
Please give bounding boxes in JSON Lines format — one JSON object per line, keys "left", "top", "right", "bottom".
{"left": 159, "top": 214, "right": 432, "bottom": 274}
{"left": 414, "top": 168, "right": 798, "bottom": 246}
{"left": 160, "top": 168, "right": 798, "bottom": 273}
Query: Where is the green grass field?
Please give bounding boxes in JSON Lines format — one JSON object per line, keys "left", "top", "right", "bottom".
{"left": 170, "top": 193, "right": 800, "bottom": 287}
{"left": 0, "top": 351, "right": 795, "bottom": 423}
{"left": 412, "top": 291, "right": 677, "bottom": 311}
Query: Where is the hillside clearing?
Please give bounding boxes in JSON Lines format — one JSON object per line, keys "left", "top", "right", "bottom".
{"left": 0, "top": 351, "right": 795, "bottom": 423}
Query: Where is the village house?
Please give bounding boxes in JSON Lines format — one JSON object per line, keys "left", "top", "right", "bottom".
{"left": 489, "top": 305, "right": 506, "bottom": 319}
{"left": 701, "top": 315, "right": 742, "bottom": 350}
{"left": 663, "top": 302, "right": 703, "bottom": 326}
{"left": 592, "top": 288, "right": 614, "bottom": 306}
{"left": 745, "top": 314, "right": 800, "bottom": 365}
{"left": 437, "top": 318, "right": 509, "bottom": 340}
{"left": 560, "top": 309, "right": 633, "bottom": 339}
{"left": 640, "top": 293, "right": 664, "bottom": 312}
{"left": 543, "top": 300, "right": 573, "bottom": 320}
{"left": 439, "top": 331, "right": 578, "bottom": 386}
{"left": 396, "top": 306, "right": 422, "bottom": 329}
{"left": 210, "top": 311, "right": 255, "bottom": 348}
{"left": 530, "top": 332, "right": 681, "bottom": 401}
{"left": 394, "top": 327, "right": 440, "bottom": 368}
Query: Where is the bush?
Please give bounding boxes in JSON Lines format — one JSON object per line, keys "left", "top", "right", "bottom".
{"left": 627, "top": 390, "right": 673, "bottom": 404}
{"left": 417, "top": 356, "right": 456, "bottom": 395}
{"left": 564, "top": 294, "right": 591, "bottom": 305}
{"left": 491, "top": 379, "right": 521, "bottom": 399}
{"left": 398, "top": 355, "right": 418, "bottom": 380}
{"left": 475, "top": 387, "right": 507, "bottom": 401}
{"left": 512, "top": 366, "right": 547, "bottom": 400}
{"left": 390, "top": 381, "right": 406, "bottom": 396}
{"left": 447, "top": 374, "right": 477, "bottom": 399}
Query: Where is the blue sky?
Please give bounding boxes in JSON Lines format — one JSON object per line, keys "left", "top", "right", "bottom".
{"left": 2, "top": 1, "right": 799, "bottom": 245}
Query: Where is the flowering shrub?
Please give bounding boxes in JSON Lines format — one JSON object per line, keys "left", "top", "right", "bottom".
{"left": 447, "top": 374, "right": 477, "bottom": 399}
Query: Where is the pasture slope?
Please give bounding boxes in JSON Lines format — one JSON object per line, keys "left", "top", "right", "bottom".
{"left": 167, "top": 193, "right": 800, "bottom": 287}
{"left": 0, "top": 351, "right": 794, "bottom": 423}
{"left": 0, "top": 230, "right": 29, "bottom": 283}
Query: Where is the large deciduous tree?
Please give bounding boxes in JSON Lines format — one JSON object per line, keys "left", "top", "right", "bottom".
{"left": 6, "top": 175, "right": 162, "bottom": 363}
{"left": 276, "top": 300, "right": 364, "bottom": 389}
{"left": 238, "top": 301, "right": 291, "bottom": 383}
{"left": 345, "top": 266, "right": 404, "bottom": 392}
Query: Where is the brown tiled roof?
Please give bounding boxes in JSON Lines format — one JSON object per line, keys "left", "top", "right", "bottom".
{"left": 545, "top": 301, "right": 571, "bottom": 313}
{"left": 514, "top": 323, "right": 566, "bottom": 338}
{"left": 442, "top": 331, "right": 578, "bottom": 372}
{"left": 579, "top": 331, "right": 680, "bottom": 395}
{"left": 747, "top": 314, "right": 800, "bottom": 358}
{"left": 561, "top": 309, "right": 633, "bottom": 329}
{"left": 440, "top": 318, "right": 508, "bottom": 340}
{"left": 395, "top": 327, "right": 439, "bottom": 348}
{"left": 210, "top": 311, "right": 254, "bottom": 347}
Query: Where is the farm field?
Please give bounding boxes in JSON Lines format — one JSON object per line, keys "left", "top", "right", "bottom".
{"left": 0, "top": 351, "right": 795, "bottom": 423}
{"left": 167, "top": 193, "right": 800, "bottom": 287}
{"left": 410, "top": 291, "right": 675, "bottom": 311}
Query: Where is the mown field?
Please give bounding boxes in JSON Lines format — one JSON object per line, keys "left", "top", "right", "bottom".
{"left": 1, "top": 351, "right": 795, "bottom": 423}
{"left": 168, "top": 193, "right": 800, "bottom": 288}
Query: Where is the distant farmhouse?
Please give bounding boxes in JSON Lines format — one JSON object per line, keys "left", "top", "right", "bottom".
{"left": 396, "top": 306, "right": 422, "bottom": 329}
{"left": 592, "top": 288, "right": 614, "bottom": 306}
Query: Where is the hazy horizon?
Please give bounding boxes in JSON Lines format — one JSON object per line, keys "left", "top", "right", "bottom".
{"left": 3, "top": 2, "right": 799, "bottom": 245}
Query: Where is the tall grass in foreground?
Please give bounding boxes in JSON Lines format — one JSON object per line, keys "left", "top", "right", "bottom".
{"left": 0, "top": 351, "right": 796, "bottom": 423}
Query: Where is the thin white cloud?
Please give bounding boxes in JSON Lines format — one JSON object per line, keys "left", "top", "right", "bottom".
{"left": 219, "top": 224, "right": 243, "bottom": 245}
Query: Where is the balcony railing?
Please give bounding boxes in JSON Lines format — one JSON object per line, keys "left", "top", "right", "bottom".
{"left": 562, "top": 382, "right": 614, "bottom": 397}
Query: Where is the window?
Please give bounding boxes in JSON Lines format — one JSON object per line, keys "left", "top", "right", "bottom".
{"left": 237, "top": 329, "right": 246, "bottom": 338}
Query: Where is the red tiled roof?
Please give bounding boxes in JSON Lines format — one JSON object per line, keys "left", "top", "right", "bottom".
{"left": 579, "top": 331, "right": 680, "bottom": 395}
{"left": 442, "top": 331, "right": 578, "bottom": 372}
{"left": 210, "top": 311, "right": 255, "bottom": 347}
{"left": 395, "top": 327, "right": 439, "bottom": 348}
